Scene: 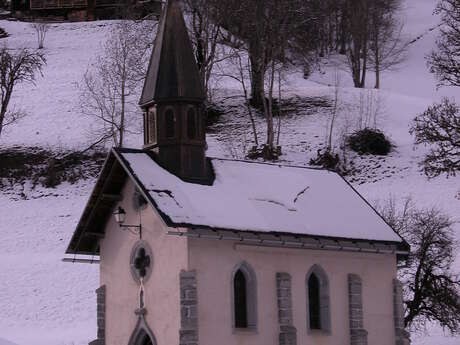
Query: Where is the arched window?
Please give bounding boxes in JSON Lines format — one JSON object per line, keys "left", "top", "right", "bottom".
{"left": 306, "top": 265, "right": 331, "bottom": 333}
{"left": 234, "top": 270, "right": 248, "bottom": 328}
{"left": 143, "top": 111, "right": 149, "bottom": 144}
{"left": 231, "top": 261, "right": 257, "bottom": 330}
{"left": 165, "top": 109, "right": 175, "bottom": 138}
{"left": 308, "top": 273, "right": 321, "bottom": 329}
{"left": 187, "top": 108, "right": 197, "bottom": 139}
{"left": 141, "top": 333, "right": 154, "bottom": 345}
{"left": 127, "top": 316, "right": 156, "bottom": 345}
{"left": 148, "top": 109, "right": 156, "bottom": 144}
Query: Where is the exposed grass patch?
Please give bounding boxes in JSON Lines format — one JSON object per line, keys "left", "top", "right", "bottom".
{"left": 0, "top": 146, "right": 106, "bottom": 190}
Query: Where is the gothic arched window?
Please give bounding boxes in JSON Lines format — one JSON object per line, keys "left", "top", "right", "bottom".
{"left": 231, "top": 261, "right": 257, "bottom": 330}
{"left": 234, "top": 270, "right": 248, "bottom": 328}
{"left": 148, "top": 109, "right": 156, "bottom": 144}
{"left": 308, "top": 273, "right": 321, "bottom": 329}
{"left": 306, "top": 265, "right": 331, "bottom": 333}
{"left": 187, "top": 108, "right": 197, "bottom": 139}
{"left": 165, "top": 109, "right": 175, "bottom": 138}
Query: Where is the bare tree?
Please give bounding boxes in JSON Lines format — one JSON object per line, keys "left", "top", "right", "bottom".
{"left": 0, "top": 47, "right": 45, "bottom": 138}
{"left": 213, "top": 0, "right": 323, "bottom": 109}
{"left": 427, "top": 0, "right": 460, "bottom": 87}
{"left": 410, "top": 98, "right": 460, "bottom": 178}
{"left": 344, "top": 0, "right": 405, "bottom": 88}
{"left": 327, "top": 70, "right": 341, "bottom": 152}
{"left": 31, "top": 22, "right": 50, "bottom": 49}
{"left": 345, "top": 0, "right": 370, "bottom": 88}
{"left": 216, "top": 47, "right": 259, "bottom": 149}
{"left": 368, "top": 1, "right": 407, "bottom": 88}
{"left": 378, "top": 198, "right": 460, "bottom": 333}
{"left": 80, "top": 20, "right": 156, "bottom": 148}
{"left": 183, "top": 0, "right": 223, "bottom": 102}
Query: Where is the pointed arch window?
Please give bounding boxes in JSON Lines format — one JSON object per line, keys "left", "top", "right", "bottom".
{"left": 308, "top": 273, "right": 321, "bottom": 329}
{"left": 306, "top": 265, "right": 331, "bottom": 333}
{"left": 234, "top": 270, "right": 248, "bottom": 328}
{"left": 143, "top": 111, "right": 149, "bottom": 145}
{"left": 127, "top": 314, "right": 156, "bottom": 345}
{"left": 165, "top": 109, "right": 175, "bottom": 138}
{"left": 187, "top": 107, "right": 197, "bottom": 139}
{"left": 231, "top": 261, "right": 257, "bottom": 330}
{"left": 148, "top": 108, "right": 156, "bottom": 144}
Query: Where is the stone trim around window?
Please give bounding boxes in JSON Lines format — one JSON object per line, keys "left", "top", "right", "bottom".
{"left": 348, "top": 274, "right": 368, "bottom": 345}
{"left": 129, "top": 240, "right": 153, "bottom": 284}
{"left": 180, "top": 270, "right": 199, "bottom": 345}
{"left": 305, "top": 264, "right": 331, "bottom": 334}
{"left": 231, "top": 261, "right": 258, "bottom": 332}
{"left": 393, "top": 279, "right": 410, "bottom": 345}
{"left": 277, "top": 272, "right": 297, "bottom": 345}
{"left": 88, "top": 285, "right": 106, "bottom": 345}
{"left": 127, "top": 308, "right": 157, "bottom": 345}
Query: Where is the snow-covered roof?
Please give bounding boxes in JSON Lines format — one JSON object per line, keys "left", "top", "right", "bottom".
{"left": 116, "top": 150, "right": 403, "bottom": 243}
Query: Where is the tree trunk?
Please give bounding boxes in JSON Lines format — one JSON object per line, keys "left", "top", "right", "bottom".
{"left": 0, "top": 88, "right": 13, "bottom": 138}
{"left": 249, "top": 43, "right": 265, "bottom": 109}
{"left": 0, "top": 110, "right": 5, "bottom": 137}
{"left": 374, "top": 35, "right": 380, "bottom": 89}
{"left": 339, "top": 3, "right": 347, "bottom": 54}
{"left": 266, "top": 60, "right": 275, "bottom": 152}
{"left": 120, "top": 77, "right": 125, "bottom": 148}
{"left": 360, "top": 46, "right": 367, "bottom": 88}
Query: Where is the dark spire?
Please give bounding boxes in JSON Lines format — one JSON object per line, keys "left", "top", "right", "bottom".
{"left": 139, "top": 0, "right": 205, "bottom": 106}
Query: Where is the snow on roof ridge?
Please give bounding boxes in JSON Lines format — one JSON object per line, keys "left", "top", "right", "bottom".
{"left": 207, "top": 156, "right": 335, "bottom": 172}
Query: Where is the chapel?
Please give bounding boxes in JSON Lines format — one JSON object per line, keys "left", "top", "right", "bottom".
{"left": 65, "top": 1, "right": 411, "bottom": 345}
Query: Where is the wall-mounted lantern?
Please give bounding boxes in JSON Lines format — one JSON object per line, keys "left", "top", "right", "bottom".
{"left": 113, "top": 206, "right": 142, "bottom": 238}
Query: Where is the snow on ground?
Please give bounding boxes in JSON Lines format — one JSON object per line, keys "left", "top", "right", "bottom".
{"left": 0, "top": 0, "right": 459, "bottom": 344}
{"left": 0, "top": 181, "right": 98, "bottom": 345}
{"left": 0, "top": 20, "right": 142, "bottom": 150}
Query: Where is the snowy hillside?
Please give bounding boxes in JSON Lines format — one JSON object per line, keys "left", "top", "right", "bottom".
{"left": 0, "top": 0, "right": 459, "bottom": 344}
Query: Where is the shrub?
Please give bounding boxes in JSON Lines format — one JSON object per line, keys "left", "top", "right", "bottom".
{"left": 0, "top": 27, "right": 8, "bottom": 39}
{"left": 347, "top": 128, "right": 391, "bottom": 155}
{"left": 410, "top": 98, "right": 459, "bottom": 178}
{"left": 309, "top": 149, "right": 340, "bottom": 170}
{"left": 205, "top": 103, "right": 225, "bottom": 127}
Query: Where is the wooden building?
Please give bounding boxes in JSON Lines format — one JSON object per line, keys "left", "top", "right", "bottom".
{"left": 11, "top": 0, "right": 161, "bottom": 20}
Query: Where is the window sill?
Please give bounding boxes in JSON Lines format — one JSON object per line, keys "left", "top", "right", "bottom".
{"left": 233, "top": 326, "right": 258, "bottom": 335}
{"left": 307, "top": 329, "right": 331, "bottom": 336}
{"left": 143, "top": 143, "right": 158, "bottom": 150}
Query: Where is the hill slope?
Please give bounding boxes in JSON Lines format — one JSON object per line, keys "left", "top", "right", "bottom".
{"left": 0, "top": 0, "right": 459, "bottom": 344}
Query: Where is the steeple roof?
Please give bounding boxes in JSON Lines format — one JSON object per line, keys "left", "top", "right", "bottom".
{"left": 139, "top": 0, "right": 205, "bottom": 106}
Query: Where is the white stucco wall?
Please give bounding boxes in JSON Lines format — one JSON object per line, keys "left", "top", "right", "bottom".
{"left": 188, "top": 238, "right": 397, "bottom": 345}
{"left": 98, "top": 178, "right": 399, "bottom": 345}
{"left": 100, "top": 179, "right": 188, "bottom": 345}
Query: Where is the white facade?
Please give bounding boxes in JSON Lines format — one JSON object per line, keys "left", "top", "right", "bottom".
{"left": 97, "top": 178, "right": 406, "bottom": 345}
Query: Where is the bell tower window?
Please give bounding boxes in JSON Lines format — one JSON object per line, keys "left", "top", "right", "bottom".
{"left": 143, "top": 112, "right": 148, "bottom": 145}
{"left": 165, "top": 109, "right": 175, "bottom": 138}
{"left": 148, "top": 108, "right": 156, "bottom": 144}
{"left": 187, "top": 108, "right": 197, "bottom": 139}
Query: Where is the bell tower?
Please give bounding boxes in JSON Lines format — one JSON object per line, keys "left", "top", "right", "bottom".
{"left": 139, "top": 0, "right": 208, "bottom": 183}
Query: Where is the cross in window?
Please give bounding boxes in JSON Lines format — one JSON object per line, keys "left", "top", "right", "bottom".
{"left": 134, "top": 248, "right": 150, "bottom": 278}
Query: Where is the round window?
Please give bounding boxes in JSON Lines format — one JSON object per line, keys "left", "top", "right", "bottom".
{"left": 130, "top": 240, "right": 153, "bottom": 283}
